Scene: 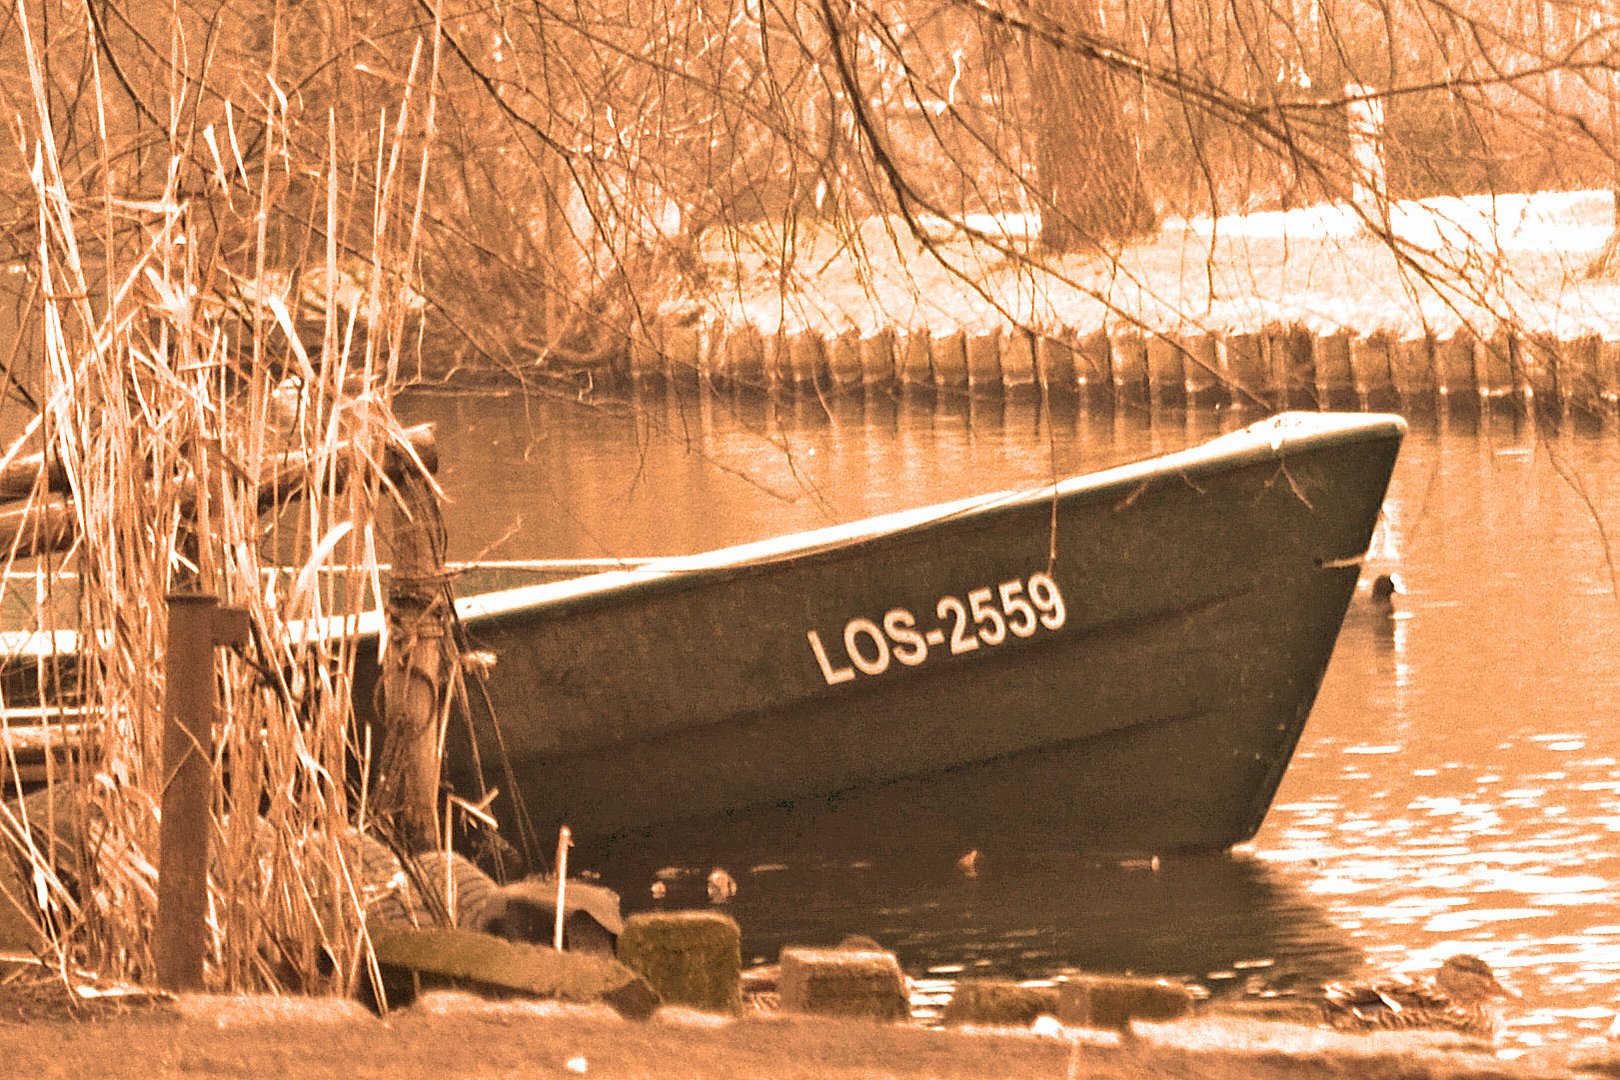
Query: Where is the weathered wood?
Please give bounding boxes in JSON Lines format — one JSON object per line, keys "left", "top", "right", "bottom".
{"left": 1312, "top": 331, "right": 1356, "bottom": 409}
{"left": 156, "top": 593, "right": 249, "bottom": 992}
{"left": 724, "top": 324, "right": 765, "bottom": 388}
{"left": 1074, "top": 330, "right": 1114, "bottom": 398}
{"left": 966, "top": 332, "right": 1002, "bottom": 390}
{"left": 377, "top": 448, "right": 457, "bottom": 851}
{"left": 858, "top": 329, "right": 896, "bottom": 388}
{"left": 1475, "top": 330, "right": 1515, "bottom": 399}
{"left": 1000, "top": 329, "right": 1037, "bottom": 391}
{"left": 1266, "top": 324, "right": 1315, "bottom": 408}
{"left": 1108, "top": 330, "right": 1148, "bottom": 405}
{"left": 788, "top": 332, "right": 825, "bottom": 387}
{"left": 827, "top": 330, "right": 862, "bottom": 387}
{"left": 1144, "top": 334, "right": 1185, "bottom": 408}
{"left": 932, "top": 330, "right": 968, "bottom": 390}
{"left": 1433, "top": 331, "right": 1477, "bottom": 399}
{"left": 1349, "top": 333, "right": 1396, "bottom": 410}
{"left": 1223, "top": 333, "right": 1267, "bottom": 408}
{"left": 1181, "top": 332, "right": 1224, "bottom": 405}
{"left": 898, "top": 331, "right": 933, "bottom": 386}
{"left": 1389, "top": 334, "right": 1436, "bottom": 407}
{"left": 1034, "top": 332, "right": 1077, "bottom": 395}
{"left": 1562, "top": 334, "right": 1603, "bottom": 416}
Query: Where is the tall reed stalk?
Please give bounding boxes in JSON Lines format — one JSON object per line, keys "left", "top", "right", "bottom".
{"left": 0, "top": 1, "right": 438, "bottom": 994}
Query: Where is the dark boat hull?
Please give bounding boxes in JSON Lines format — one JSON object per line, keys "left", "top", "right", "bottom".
{"left": 409, "top": 413, "right": 1404, "bottom": 856}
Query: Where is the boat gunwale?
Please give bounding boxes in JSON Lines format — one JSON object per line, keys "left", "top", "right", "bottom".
{"left": 0, "top": 411, "right": 1405, "bottom": 659}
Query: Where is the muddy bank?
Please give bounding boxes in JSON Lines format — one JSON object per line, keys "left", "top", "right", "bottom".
{"left": 6, "top": 990, "right": 1617, "bottom": 1080}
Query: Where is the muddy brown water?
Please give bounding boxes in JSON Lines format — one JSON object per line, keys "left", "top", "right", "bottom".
{"left": 402, "top": 387, "right": 1620, "bottom": 1052}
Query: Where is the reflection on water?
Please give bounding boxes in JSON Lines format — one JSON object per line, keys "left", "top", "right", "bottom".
{"left": 403, "top": 387, "right": 1620, "bottom": 1046}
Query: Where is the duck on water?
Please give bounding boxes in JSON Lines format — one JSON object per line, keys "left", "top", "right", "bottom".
{"left": 1322, "top": 955, "right": 1518, "bottom": 1040}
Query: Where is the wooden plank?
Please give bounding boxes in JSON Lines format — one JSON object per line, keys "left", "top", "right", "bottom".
{"left": 1224, "top": 332, "right": 1267, "bottom": 408}
{"left": 931, "top": 330, "right": 968, "bottom": 390}
{"left": 898, "top": 332, "right": 933, "bottom": 386}
{"left": 1181, "top": 333, "right": 1224, "bottom": 405}
{"left": 1388, "top": 334, "right": 1436, "bottom": 408}
{"left": 1432, "top": 330, "right": 1477, "bottom": 399}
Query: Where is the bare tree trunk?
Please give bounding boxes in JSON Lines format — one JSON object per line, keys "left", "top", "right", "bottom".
{"left": 1022, "top": 0, "right": 1156, "bottom": 252}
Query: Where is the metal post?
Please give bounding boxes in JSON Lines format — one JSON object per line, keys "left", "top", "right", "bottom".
{"left": 155, "top": 592, "right": 248, "bottom": 992}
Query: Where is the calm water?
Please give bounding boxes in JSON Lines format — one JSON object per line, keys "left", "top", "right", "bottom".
{"left": 404, "top": 386, "right": 1620, "bottom": 1048}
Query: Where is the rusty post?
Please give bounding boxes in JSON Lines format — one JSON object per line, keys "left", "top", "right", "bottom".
{"left": 156, "top": 592, "right": 249, "bottom": 992}
{"left": 377, "top": 428, "right": 452, "bottom": 851}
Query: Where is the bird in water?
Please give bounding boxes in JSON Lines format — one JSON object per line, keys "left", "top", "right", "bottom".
{"left": 1322, "top": 955, "right": 1517, "bottom": 1040}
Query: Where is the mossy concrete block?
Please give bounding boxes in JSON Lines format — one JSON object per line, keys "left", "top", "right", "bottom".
{"left": 1059, "top": 974, "right": 1195, "bottom": 1032}
{"left": 369, "top": 926, "right": 659, "bottom": 1019}
{"left": 942, "top": 980, "right": 1060, "bottom": 1027}
{"left": 778, "top": 946, "right": 908, "bottom": 1021}
{"left": 616, "top": 910, "right": 741, "bottom": 1014}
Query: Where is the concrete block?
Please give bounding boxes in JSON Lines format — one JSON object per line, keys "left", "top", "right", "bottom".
{"left": 616, "top": 910, "right": 741, "bottom": 1014}
{"left": 942, "top": 980, "right": 1060, "bottom": 1027}
{"left": 778, "top": 946, "right": 908, "bottom": 1021}
{"left": 1058, "top": 974, "right": 1196, "bottom": 1032}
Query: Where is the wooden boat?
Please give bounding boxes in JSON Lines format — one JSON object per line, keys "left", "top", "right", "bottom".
{"left": 359, "top": 410, "right": 1405, "bottom": 856}
{"left": 2, "top": 412, "right": 1404, "bottom": 857}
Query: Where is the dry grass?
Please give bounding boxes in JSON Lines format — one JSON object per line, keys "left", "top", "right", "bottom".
{"left": 0, "top": 3, "right": 439, "bottom": 995}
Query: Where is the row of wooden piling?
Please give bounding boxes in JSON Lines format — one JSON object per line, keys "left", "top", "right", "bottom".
{"left": 630, "top": 319, "right": 1620, "bottom": 415}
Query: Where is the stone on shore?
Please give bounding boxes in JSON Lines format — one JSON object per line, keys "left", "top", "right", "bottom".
{"left": 777, "top": 946, "right": 908, "bottom": 1021}
{"left": 1059, "top": 974, "right": 1196, "bottom": 1032}
{"left": 368, "top": 925, "right": 659, "bottom": 1019}
{"left": 941, "top": 980, "right": 1061, "bottom": 1027}
{"left": 616, "top": 910, "right": 742, "bottom": 1014}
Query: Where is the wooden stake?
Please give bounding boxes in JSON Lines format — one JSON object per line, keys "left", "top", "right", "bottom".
{"left": 377, "top": 428, "right": 453, "bottom": 851}
{"left": 554, "top": 825, "right": 572, "bottom": 952}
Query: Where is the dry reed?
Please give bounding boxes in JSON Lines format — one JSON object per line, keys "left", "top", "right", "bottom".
{"left": 0, "top": 1, "right": 439, "bottom": 996}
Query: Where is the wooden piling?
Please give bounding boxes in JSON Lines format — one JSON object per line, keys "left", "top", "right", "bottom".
{"left": 156, "top": 593, "right": 249, "bottom": 992}
{"left": 662, "top": 320, "right": 702, "bottom": 385}
{"left": 1144, "top": 334, "right": 1185, "bottom": 409}
{"left": 1522, "top": 332, "right": 1562, "bottom": 417}
{"left": 1349, "top": 333, "right": 1396, "bottom": 410}
{"left": 1267, "top": 324, "right": 1315, "bottom": 408}
{"left": 1181, "top": 333, "right": 1224, "bottom": 406}
{"left": 1312, "top": 331, "right": 1355, "bottom": 409}
{"left": 1074, "top": 330, "right": 1114, "bottom": 400}
{"left": 827, "top": 330, "right": 862, "bottom": 388}
{"left": 1224, "top": 332, "right": 1267, "bottom": 408}
{"left": 1432, "top": 330, "right": 1477, "bottom": 400}
{"left": 1475, "top": 330, "right": 1515, "bottom": 399}
{"left": 1000, "top": 329, "right": 1037, "bottom": 393}
{"left": 1562, "top": 334, "right": 1602, "bottom": 416}
{"left": 1601, "top": 338, "right": 1620, "bottom": 408}
{"left": 1108, "top": 330, "right": 1148, "bottom": 406}
{"left": 1034, "top": 332, "right": 1078, "bottom": 396}
{"left": 858, "top": 329, "right": 896, "bottom": 388}
{"left": 1389, "top": 334, "right": 1436, "bottom": 408}
{"left": 378, "top": 430, "right": 455, "bottom": 851}
{"left": 898, "top": 331, "right": 933, "bottom": 387}
{"left": 724, "top": 324, "right": 765, "bottom": 389}
{"left": 966, "top": 332, "right": 1002, "bottom": 391}
{"left": 932, "top": 330, "right": 969, "bottom": 391}
{"left": 789, "top": 332, "right": 826, "bottom": 388}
